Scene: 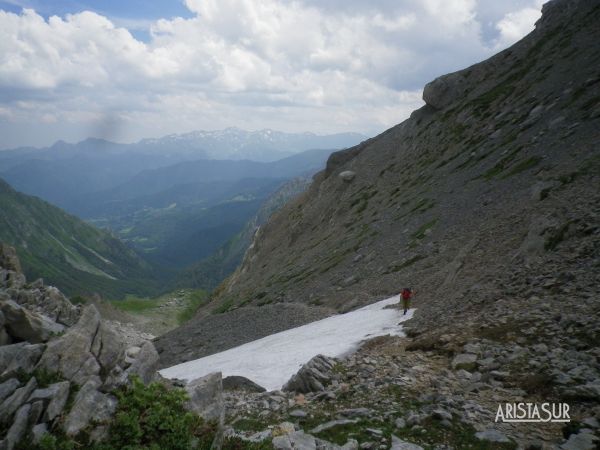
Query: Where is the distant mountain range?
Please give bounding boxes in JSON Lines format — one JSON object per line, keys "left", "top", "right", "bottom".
{"left": 0, "top": 128, "right": 358, "bottom": 293}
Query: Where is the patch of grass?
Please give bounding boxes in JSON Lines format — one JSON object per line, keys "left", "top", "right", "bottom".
{"left": 384, "top": 255, "right": 424, "bottom": 274}
{"left": 411, "top": 219, "right": 438, "bottom": 240}
{"left": 109, "top": 294, "right": 164, "bottom": 313}
{"left": 212, "top": 297, "right": 234, "bottom": 314}
{"left": 177, "top": 289, "right": 208, "bottom": 324}
{"left": 232, "top": 417, "right": 270, "bottom": 433}
{"left": 502, "top": 156, "right": 542, "bottom": 178}
{"left": 15, "top": 368, "right": 63, "bottom": 388}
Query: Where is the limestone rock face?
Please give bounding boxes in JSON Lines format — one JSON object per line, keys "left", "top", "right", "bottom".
{"left": 283, "top": 354, "right": 336, "bottom": 393}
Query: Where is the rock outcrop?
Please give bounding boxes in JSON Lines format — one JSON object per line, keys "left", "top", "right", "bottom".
{"left": 0, "top": 245, "right": 172, "bottom": 448}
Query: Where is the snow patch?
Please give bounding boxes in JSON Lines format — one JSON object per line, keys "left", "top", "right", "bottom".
{"left": 160, "top": 296, "right": 412, "bottom": 391}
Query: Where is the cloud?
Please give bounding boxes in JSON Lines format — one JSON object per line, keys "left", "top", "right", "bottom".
{"left": 0, "top": 0, "right": 544, "bottom": 149}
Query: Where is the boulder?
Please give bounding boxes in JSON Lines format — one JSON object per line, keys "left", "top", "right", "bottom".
{"left": 422, "top": 71, "right": 469, "bottom": 110}
{"left": 273, "top": 430, "right": 317, "bottom": 450}
{"left": 0, "top": 377, "right": 37, "bottom": 422}
{"left": 0, "top": 245, "right": 21, "bottom": 273}
{"left": 63, "top": 378, "right": 117, "bottom": 436}
{"left": 185, "top": 372, "right": 224, "bottom": 422}
{"left": 283, "top": 355, "right": 336, "bottom": 393}
{"left": 1, "top": 343, "right": 45, "bottom": 378}
{"left": 0, "top": 379, "right": 20, "bottom": 403}
{"left": 222, "top": 375, "right": 266, "bottom": 393}
{"left": 28, "top": 400, "right": 44, "bottom": 425}
{"left": 4, "top": 403, "right": 30, "bottom": 450}
{"left": 125, "top": 341, "right": 159, "bottom": 385}
{"left": 0, "top": 300, "right": 64, "bottom": 343}
{"left": 311, "top": 419, "right": 357, "bottom": 434}
{"left": 339, "top": 171, "right": 356, "bottom": 182}
{"left": 91, "top": 322, "right": 125, "bottom": 373}
{"left": 31, "top": 423, "right": 48, "bottom": 444}
{"left": 37, "top": 305, "right": 102, "bottom": 385}
{"left": 44, "top": 381, "right": 70, "bottom": 422}
{"left": 390, "top": 435, "right": 424, "bottom": 450}
{"left": 451, "top": 353, "right": 477, "bottom": 370}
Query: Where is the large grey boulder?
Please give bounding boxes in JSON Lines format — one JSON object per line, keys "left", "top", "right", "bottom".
{"left": 0, "top": 377, "right": 37, "bottom": 422}
{"left": 283, "top": 355, "right": 336, "bottom": 393}
{"left": 475, "top": 429, "right": 510, "bottom": 443}
{"left": 185, "top": 372, "right": 224, "bottom": 422}
{"left": 91, "top": 321, "right": 125, "bottom": 374}
{"left": 63, "top": 378, "right": 117, "bottom": 436}
{"left": 125, "top": 341, "right": 159, "bottom": 385}
{"left": 0, "top": 343, "right": 44, "bottom": 376}
{"left": 0, "top": 379, "right": 20, "bottom": 403}
{"left": 0, "top": 300, "right": 64, "bottom": 343}
{"left": 44, "top": 381, "right": 70, "bottom": 422}
{"left": 422, "top": 71, "right": 469, "bottom": 110}
{"left": 4, "top": 403, "right": 30, "bottom": 450}
{"left": 222, "top": 375, "right": 266, "bottom": 393}
{"left": 37, "top": 305, "right": 102, "bottom": 385}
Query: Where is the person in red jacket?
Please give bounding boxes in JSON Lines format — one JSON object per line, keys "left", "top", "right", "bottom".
{"left": 400, "top": 288, "right": 413, "bottom": 315}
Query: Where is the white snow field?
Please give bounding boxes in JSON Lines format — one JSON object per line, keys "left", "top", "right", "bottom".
{"left": 160, "top": 295, "right": 413, "bottom": 391}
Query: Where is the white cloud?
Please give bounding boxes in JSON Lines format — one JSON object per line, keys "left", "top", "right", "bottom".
{"left": 0, "top": 1, "right": 545, "bottom": 149}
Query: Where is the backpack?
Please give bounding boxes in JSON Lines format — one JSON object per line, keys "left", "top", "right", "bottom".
{"left": 401, "top": 288, "right": 412, "bottom": 300}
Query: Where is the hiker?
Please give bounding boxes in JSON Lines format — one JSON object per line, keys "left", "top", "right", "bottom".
{"left": 400, "top": 288, "right": 413, "bottom": 315}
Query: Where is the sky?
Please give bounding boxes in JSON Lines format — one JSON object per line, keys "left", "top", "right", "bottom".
{"left": 0, "top": 0, "right": 544, "bottom": 149}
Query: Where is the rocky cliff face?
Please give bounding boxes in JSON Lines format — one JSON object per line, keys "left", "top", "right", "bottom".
{"left": 214, "top": 0, "right": 599, "bottom": 322}
{"left": 0, "top": 245, "right": 167, "bottom": 448}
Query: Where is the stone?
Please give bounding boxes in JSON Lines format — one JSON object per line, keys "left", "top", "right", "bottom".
{"left": 63, "top": 378, "right": 117, "bottom": 436}
{"left": 185, "top": 372, "right": 223, "bottom": 422}
{"left": 272, "top": 421, "right": 296, "bottom": 436}
{"left": 475, "top": 429, "right": 510, "bottom": 443}
{"left": 338, "top": 408, "right": 372, "bottom": 418}
{"left": 390, "top": 435, "right": 424, "bottom": 450}
{"left": 394, "top": 418, "right": 406, "bottom": 429}
{"left": 311, "top": 419, "right": 358, "bottom": 434}
{"left": 431, "top": 409, "right": 452, "bottom": 421}
{"left": 4, "top": 403, "right": 30, "bottom": 450}
{"left": 451, "top": 353, "right": 477, "bottom": 370}
{"left": 37, "top": 305, "right": 102, "bottom": 385}
{"left": 223, "top": 375, "right": 266, "bottom": 393}
{"left": 0, "top": 379, "right": 20, "bottom": 403}
{"left": 31, "top": 423, "right": 48, "bottom": 444}
{"left": 289, "top": 409, "right": 308, "bottom": 418}
{"left": 0, "top": 376, "right": 37, "bottom": 420}
{"left": 0, "top": 245, "right": 22, "bottom": 273}
{"left": 0, "top": 326, "right": 12, "bottom": 346}
{"left": 283, "top": 355, "right": 336, "bottom": 393}
{"left": 561, "top": 432, "right": 598, "bottom": 450}
{"left": 339, "top": 171, "right": 356, "bottom": 182}
{"left": 92, "top": 322, "right": 125, "bottom": 373}
{"left": 126, "top": 341, "right": 159, "bottom": 385}
{"left": 28, "top": 400, "right": 44, "bottom": 425}
{"left": 0, "top": 300, "right": 64, "bottom": 343}
{"left": 44, "top": 381, "right": 70, "bottom": 422}
{"left": 1, "top": 343, "right": 45, "bottom": 378}
{"left": 273, "top": 430, "right": 317, "bottom": 450}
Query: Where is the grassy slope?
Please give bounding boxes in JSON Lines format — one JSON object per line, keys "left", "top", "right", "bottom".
{"left": 0, "top": 178, "right": 158, "bottom": 298}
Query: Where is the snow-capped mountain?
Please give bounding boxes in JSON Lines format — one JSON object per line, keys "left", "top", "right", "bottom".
{"left": 136, "top": 127, "right": 367, "bottom": 161}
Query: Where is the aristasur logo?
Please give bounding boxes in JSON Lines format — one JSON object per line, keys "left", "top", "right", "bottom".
{"left": 495, "top": 403, "right": 570, "bottom": 423}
